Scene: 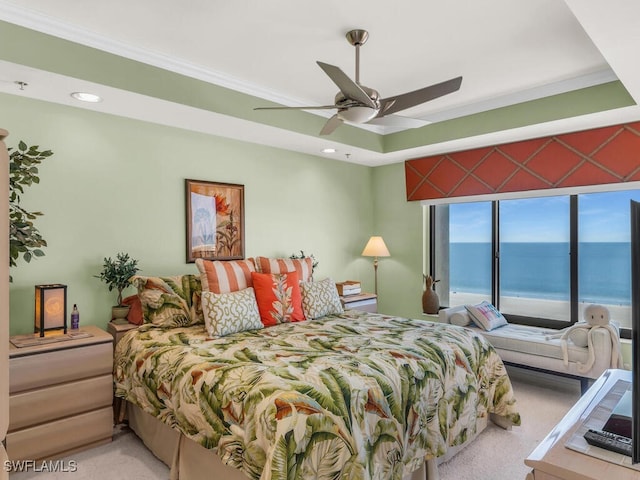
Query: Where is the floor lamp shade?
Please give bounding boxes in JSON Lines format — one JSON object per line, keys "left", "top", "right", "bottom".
{"left": 35, "top": 284, "right": 67, "bottom": 337}
{"left": 362, "top": 236, "right": 390, "bottom": 295}
{"left": 361, "top": 236, "right": 391, "bottom": 258}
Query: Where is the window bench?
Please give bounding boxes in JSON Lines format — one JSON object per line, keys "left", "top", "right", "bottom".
{"left": 438, "top": 306, "right": 617, "bottom": 394}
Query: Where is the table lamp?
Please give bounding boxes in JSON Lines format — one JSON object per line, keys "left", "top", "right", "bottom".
{"left": 34, "top": 284, "right": 67, "bottom": 337}
{"left": 361, "top": 236, "right": 390, "bottom": 295}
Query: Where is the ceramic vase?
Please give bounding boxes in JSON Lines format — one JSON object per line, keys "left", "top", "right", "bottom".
{"left": 422, "top": 275, "right": 440, "bottom": 314}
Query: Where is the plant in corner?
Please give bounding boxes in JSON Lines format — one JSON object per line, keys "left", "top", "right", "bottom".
{"left": 9, "top": 141, "right": 53, "bottom": 282}
{"left": 95, "top": 252, "right": 140, "bottom": 320}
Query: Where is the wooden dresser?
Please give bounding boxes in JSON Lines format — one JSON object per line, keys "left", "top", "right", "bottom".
{"left": 7, "top": 325, "right": 113, "bottom": 461}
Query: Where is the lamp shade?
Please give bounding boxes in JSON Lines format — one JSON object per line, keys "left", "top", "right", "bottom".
{"left": 35, "top": 284, "right": 67, "bottom": 337}
{"left": 361, "top": 236, "right": 390, "bottom": 257}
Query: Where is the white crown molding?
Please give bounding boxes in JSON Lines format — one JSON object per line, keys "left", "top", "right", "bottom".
{"left": 420, "top": 68, "right": 619, "bottom": 123}
{"left": 0, "top": 1, "right": 310, "bottom": 108}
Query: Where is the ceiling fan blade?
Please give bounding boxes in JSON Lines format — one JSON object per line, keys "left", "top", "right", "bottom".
{"left": 377, "top": 76, "right": 463, "bottom": 117}
{"left": 320, "top": 114, "right": 343, "bottom": 136}
{"left": 254, "top": 105, "right": 337, "bottom": 111}
{"left": 316, "top": 61, "right": 377, "bottom": 109}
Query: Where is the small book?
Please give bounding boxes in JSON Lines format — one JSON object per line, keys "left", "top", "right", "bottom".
{"left": 336, "top": 281, "right": 362, "bottom": 296}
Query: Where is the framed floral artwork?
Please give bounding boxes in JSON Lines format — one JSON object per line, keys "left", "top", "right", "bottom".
{"left": 185, "top": 179, "right": 245, "bottom": 262}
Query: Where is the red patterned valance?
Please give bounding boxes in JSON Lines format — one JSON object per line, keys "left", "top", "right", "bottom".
{"left": 405, "top": 122, "right": 640, "bottom": 202}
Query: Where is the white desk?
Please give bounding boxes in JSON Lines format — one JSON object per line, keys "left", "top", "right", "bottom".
{"left": 525, "top": 369, "right": 637, "bottom": 480}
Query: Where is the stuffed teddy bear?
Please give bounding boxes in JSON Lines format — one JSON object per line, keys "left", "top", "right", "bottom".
{"left": 548, "top": 304, "right": 623, "bottom": 373}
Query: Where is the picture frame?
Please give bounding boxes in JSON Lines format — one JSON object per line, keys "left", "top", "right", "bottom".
{"left": 185, "top": 179, "right": 245, "bottom": 262}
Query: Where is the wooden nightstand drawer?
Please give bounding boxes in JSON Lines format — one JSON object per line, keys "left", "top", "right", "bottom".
{"left": 6, "top": 407, "right": 113, "bottom": 461}
{"left": 10, "top": 342, "right": 112, "bottom": 394}
{"left": 7, "top": 326, "right": 113, "bottom": 461}
{"left": 8, "top": 374, "right": 113, "bottom": 431}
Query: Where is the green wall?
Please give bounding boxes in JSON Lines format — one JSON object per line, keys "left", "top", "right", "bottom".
{"left": 2, "top": 93, "right": 380, "bottom": 335}
{"left": 370, "top": 163, "right": 425, "bottom": 319}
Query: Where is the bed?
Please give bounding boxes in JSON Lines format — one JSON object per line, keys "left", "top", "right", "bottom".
{"left": 114, "top": 307, "right": 521, "bottom": 480}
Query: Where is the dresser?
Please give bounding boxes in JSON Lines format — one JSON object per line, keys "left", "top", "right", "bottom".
{"left": 7, "top": 325, "right": 113, "bottom": 461}
{"left": 1, "top": 129, "right": 10, "bottom": 480}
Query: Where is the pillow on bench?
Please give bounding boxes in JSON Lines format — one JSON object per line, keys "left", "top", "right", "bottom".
{"left": 465, "top": 301, "right": 508, "bottom": 331}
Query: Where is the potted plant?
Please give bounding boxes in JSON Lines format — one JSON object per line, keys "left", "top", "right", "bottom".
{"left": 9, "top": 141, "right": 53, "bottom": 282}
{"left": 95, "top": 252, "right": 140, "bottom": 320}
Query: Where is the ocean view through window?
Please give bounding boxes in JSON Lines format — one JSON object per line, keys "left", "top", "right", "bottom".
{"left": 433, "top": 189, "right": 640, "bottom": 330}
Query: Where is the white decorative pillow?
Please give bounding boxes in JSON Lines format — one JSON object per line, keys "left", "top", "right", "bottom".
{"left": 299, "top": 277, "right": 344, "bottom": 320}
{"left": 450, "top": 311, "right": 472, "bottom": 327}
{"left": 465, "top": 301, "right": 508, "bottom": 331}
{"left": 201, "top": 287, "right": 263, "bottom": 337}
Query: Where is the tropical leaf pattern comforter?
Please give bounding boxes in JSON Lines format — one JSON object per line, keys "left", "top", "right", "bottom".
{"left": 114, "top": 310, "right": 520, "bottom": 480}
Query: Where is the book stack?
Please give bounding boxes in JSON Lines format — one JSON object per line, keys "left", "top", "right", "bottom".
{"left": 336, "top": 280, "right": 361, "bottom": 296}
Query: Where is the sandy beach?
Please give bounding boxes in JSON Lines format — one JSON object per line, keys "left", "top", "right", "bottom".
{"left": 450, "top": 291, "right": 631, "bottom": 329}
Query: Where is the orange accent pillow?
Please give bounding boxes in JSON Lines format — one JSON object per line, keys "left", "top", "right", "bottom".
{"left": 195, "top": 258, "right": 256, "bottom": 293}
{"left": 122, "top": 294, "right": 143, "bottom": 325}
{"left": 256, "top": 256, "right": 313, "bottom": 282}
{"left": 251, "top": 271, "right": 305, "bottom": 326}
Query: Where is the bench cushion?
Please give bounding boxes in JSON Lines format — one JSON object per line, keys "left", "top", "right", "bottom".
{"left": 477, "top": 324, "right": 589, "bottom": 364}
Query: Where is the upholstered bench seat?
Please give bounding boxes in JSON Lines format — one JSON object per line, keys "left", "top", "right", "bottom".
{"left": 479, "top": 324, "right": 589, "bottom": 364}
{"left": 438, "top": 305, "right": 617, "bottom": 393}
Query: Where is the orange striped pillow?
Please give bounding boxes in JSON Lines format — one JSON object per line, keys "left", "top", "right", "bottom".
{"left": 195, "top": 258, "right": 256, "bottom": 293}
{"left": 256, "top": 256, "right": 313, "bottom": 282}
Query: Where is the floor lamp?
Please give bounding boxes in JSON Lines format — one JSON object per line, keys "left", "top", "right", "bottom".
{"left": 361, "top": 236, "right": 390, "bottom": 296}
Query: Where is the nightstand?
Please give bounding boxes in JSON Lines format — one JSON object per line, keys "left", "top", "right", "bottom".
{"left": 7, "top": 325, "right": 113, "bottom": 461}
{"left": 340, "top": 292, "right": 377, "bottom": 313}
{"left": 107, "top": 320, "right": 138, "bottom": 346}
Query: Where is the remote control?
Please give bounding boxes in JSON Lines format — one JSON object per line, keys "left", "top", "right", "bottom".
{"left": 584, "top": 428, "right": 633, "bottom": 457}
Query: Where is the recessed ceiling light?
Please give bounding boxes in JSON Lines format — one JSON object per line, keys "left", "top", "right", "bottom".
{"left": 70, "top": 92, "right": 102, "bottom": 103}
{"left": 322, "top": 148, "right": 336, "bottom": 154}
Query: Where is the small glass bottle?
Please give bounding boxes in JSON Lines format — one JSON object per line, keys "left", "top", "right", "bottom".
{"left": 71, "top": 304, "right": 80, "bottom": 329}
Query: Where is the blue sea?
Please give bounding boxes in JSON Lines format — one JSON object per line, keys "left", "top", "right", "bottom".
{"left": 450, "top": 242, "right": 631, "bottom": 305}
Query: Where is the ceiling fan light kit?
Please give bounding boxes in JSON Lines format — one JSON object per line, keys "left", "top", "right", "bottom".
{"left": 254, "top": 29, "right": 463, "bottom": 136}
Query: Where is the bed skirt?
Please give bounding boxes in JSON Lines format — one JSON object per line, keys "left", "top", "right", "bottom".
{"left": 126, "top": 403, "right": 491, "bottom": 480}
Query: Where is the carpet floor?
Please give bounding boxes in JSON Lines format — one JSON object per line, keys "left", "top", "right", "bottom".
{"left": 8, "top": 366, "right": 580, "bottom": 480}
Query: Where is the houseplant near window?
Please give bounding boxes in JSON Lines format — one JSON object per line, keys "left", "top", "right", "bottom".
{"left": 95, "top": 252, "right": 140, "bottom": 320}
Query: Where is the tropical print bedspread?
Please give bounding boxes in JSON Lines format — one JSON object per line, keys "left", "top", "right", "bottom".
{"left": 114, "top": 310, "right": 520, "bottom": 480}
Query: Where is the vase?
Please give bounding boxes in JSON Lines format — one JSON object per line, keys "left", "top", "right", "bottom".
{"left": 422, "top": 289, "right": 440, "bottom": 314}
{"left": 112, "top": 305, "right": 130, "bottom": 322}
{"left": 422, "top": 275, "right": 440, "bottom": 314}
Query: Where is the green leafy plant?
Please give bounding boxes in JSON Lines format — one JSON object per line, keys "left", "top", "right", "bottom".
{"left": 95, "top": 252, "right": 140, "bottom": 305}
{"left": 9, "top": 141, "right": 53, "bottom": 281}
{"left": 290, "top": 250, "right": 318, "bottom": 275}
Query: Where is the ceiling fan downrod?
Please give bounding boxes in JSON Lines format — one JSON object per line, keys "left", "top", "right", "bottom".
{"left": 346, "top": 29, "right": 368, "bottom": 85}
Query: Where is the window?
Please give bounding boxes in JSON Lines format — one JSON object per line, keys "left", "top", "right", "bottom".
{"left": 446, "top": 202, "right": 492, "bottom": 307}
{"left": 430, "top": 188, "right": 640, "bottom": 332}
{"left": 578, "top": 190, "right": 635, "bottom": 329}
{"left": 499, "top": 196, "right": 570, "bottom": 321}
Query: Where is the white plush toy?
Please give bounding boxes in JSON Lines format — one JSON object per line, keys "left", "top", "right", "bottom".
{"left": 548, "top": 304, "right": 623, "bottom": 373}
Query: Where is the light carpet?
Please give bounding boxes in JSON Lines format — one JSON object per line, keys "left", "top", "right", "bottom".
{"left": 8, "top": 366, "right": 580, "bottom": 480}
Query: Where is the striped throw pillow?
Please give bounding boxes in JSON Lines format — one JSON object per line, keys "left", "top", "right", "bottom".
{"left": 256, "top": 256, "right": 313, "bottom": 282}
{"left": 195, "top": 258, "right": 256, "bottom": 293}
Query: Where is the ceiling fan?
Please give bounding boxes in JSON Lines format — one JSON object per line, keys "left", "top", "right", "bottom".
{"left": 254, "top": 29, "right": 463, "bottom": 136}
